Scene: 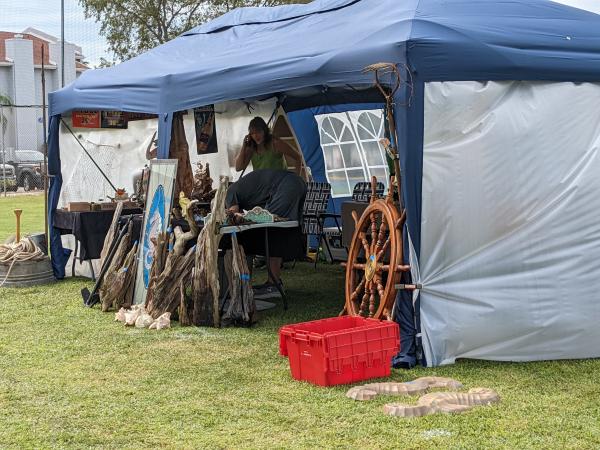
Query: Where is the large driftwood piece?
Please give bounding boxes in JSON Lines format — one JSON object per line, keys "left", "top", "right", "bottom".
{"left": 191, "top": 177, "right": 228, "bottom": 327}
{"left": 99, "top": 201, "right": 124, "bottom": 268}
{"left": 221, "top": 233, "right": 255, "bottom": 326}
{"left": 173, "top": 199, "right": 200, "bottom": 256}
{"left": 170, "top": 113, "right": 194, "bottom": 198}
{"left": 99, "top": 221, "right": 133, "bottom": 312}
{"left": 145, "top": 246, "right": 195, "bottom": 319}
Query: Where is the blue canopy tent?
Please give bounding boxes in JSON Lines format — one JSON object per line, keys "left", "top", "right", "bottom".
{"left": 49, "top": 0, "right": 600, "bottom": 366}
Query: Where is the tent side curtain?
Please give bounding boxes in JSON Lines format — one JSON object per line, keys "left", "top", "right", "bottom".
{"left": 48, "top": 114, "right": 71, "bottom": 279}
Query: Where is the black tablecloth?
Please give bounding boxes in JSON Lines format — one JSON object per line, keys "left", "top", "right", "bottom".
{"left": 54, "top": 208, "right": 143, "bottom": 260}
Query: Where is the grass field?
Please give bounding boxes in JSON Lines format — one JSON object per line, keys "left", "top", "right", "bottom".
{"left": 1, "top": 195, "right": 600, "bottom": 449}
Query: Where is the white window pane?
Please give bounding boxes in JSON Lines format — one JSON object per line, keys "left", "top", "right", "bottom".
{"left": 329, "top": 117, "right": 346, "bottom": 140}
{"left": 356, "top": 122, "right": 373, "bottom": 140}
{"left": 347, "top": 169, "right": 368, "bottom": 188}
{"left": 340, "top": 143, "right": 362, "bottom": 167}
{"left": 367, "top": 111, "right": 383, "bottom": 135}
{"left": 362, "top": 141, "right": 386, "bottom": 166}
{"left": 322, "top": 145, "right": 344, "bottom": 170}
{"left": 340, "top": 126, "right": 354, "bottom": 142}
{"left": 327, "top": 170, "right": 350, "bottom": 197}
{"left": 322, "top": 117, "right": 334, "bottom": 137}
{"left": 320, "top": 129, "right": 335, "bottom": 145}
{"left": 358, "top": 112, "right": 376, "bottom": 136}
{"left": 370, "top": 167, "right": 389, "bottom": 187}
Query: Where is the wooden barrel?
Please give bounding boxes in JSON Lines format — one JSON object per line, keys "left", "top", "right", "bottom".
{"left": 0, "top": 258, "right": 55, "bottom": 288}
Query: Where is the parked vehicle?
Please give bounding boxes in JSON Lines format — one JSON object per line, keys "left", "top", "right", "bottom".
{"left": 0, "top": 163, "right": 17, "bottom": 191}
{"left": 0, "top": 150, "right": 44, "bottom": 191}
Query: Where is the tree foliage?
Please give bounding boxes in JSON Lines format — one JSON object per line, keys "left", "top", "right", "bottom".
{"left": 80, "top": 0, "right": 312, "bottom": 61}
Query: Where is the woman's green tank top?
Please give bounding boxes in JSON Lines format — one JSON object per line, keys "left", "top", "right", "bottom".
{"left": 251, "top": 141, "right": 288, "bottom": 171}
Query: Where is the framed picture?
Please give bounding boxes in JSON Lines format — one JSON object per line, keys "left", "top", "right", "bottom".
{"left": 72, "top": 111, "right": 100, "bottom": 128}
{"left": 194, "top": 105, "right": 218, "bottom": 155}
{"left": 133, "top": 159, "right": 178, "bottom": 305}
{"left": 101, "top": 111, "right": 128, "bottom": 129}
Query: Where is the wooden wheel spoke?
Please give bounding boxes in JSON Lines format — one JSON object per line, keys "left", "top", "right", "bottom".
{"left": 353, "top": 263, "right": 366, "bottom": 271}
{"left": 376, "top": 282, "right": 386, "bottom": 300}
{"left": 351, "top": 278, "right": 366, "bottom": 302}
{"left": 369, "top": 212, "right": 378, "bottom": 249}
{"left": 376, "top": 221, "right": 388, "bottom": 250}
{"left": 359, "top": 286, "right": 371, "bottom": 316}
{"left": 376, "top": 238, "right": 391, "bottom": 260}
{"left": 368, "top": 290, "right": 376, "bottom": 317}
{"left": 359, "top": 232, "right": 370, "bottom": 255}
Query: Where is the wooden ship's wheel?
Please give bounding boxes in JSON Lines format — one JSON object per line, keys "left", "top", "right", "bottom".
{"left": 343, "top": 177, "right": 409, "bottom": 320}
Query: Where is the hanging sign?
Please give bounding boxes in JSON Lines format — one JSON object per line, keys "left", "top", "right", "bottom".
{"left": 72, "top": 111, "right": 100, "bottom": 128}
{"left": 101, "top": 111, "right": 128, "bottom": 129}
{"left": 194, "top": 105, "right": 218, "bottom": 155}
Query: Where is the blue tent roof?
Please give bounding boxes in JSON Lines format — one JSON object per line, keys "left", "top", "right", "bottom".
{"left": 49, "top": 0, "right": 600, "bottom": 116}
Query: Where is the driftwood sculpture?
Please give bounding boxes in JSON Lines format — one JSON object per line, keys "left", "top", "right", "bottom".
{"left": 100, "top": 240, "right": 138, "bottom": 312}
{"left": 346, "top": 377, "right": 499, "bottom": 418}
{"left": 99, "top": 220, "right": 133, "bottom": 311}
{"left": 190, "top": 161, "right": 215, "bottom": 203}
{"left": 221, "top": 232, "right": 255, "bottom": 327}
{"left": 99, "top": 201, "right": 123, "bottom": 268}
{"left": 191, "top": 176, "right": 228, "bottom": 327}
{"left": 173, "top": 199, "right": 200, "bottom": 256}
{"left": 145, "top": 245, "right": 195, "bottom": 319}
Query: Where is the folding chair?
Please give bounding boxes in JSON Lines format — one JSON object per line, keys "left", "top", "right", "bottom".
{"left": 301, "top": 182, "right": 342, "bottom": 268}
{"left": 352, "top": 181, "right": 385, "bottom": 202}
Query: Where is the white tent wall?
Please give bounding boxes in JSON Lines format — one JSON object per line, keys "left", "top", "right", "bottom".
{"left": 418, "top": 81, "right": 600, "bottom": 366}
{"left": 58, "top": 98, "right": 278, "bottom": 206}
{"left": 185, "top": 98, "right": 278, "bottom": 186}
{"left": 58, "top": 118, "right": 157, "bottom": 207}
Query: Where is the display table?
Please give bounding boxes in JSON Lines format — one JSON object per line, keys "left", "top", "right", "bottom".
{"left": 54, "top": 208, "right": 143, "bottom": 278}
{"left": 220, "top": 220, "right": 298, "bottom": 310}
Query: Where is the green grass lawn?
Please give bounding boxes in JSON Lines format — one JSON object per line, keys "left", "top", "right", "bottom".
{"left": 1, "top": 195, "right": 600, "bottom": 449}
{"left": 0, "top": 193, "right": 46, "bottom": 242}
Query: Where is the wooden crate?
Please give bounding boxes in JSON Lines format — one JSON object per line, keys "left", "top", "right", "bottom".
{"left": 67, "top": 202, "right": 91, "bottom": 212}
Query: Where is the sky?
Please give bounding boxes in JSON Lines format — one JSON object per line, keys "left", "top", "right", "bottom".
{"left": 0, "top": 0, "right": 110, "bottom": 66}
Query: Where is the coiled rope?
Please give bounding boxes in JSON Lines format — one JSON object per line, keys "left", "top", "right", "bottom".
{"left": 0, "top": 238, "right": 45, "bottom": 288}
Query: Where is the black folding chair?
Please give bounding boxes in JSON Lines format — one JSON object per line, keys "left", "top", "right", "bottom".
{"left": 301, "top": 182, "right": 342, "bottom": 268}
{"left": 352, "top": 181, "right": 385, "bottom": 202}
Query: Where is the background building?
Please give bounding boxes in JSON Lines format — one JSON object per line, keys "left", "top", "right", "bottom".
{"left": 0, "top": 28, "right": 88, "bottom": 153}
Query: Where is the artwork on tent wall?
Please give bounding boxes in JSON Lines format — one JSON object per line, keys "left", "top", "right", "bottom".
{"left": 194, "top": 105, "right": 218, "bottom": 155}
{"left": 71, "top": 110, "right": 129, "bottom": 129}
{"left": 315, "top": 109, "right": 389, "bottom": 197}
{"left": 101, "top": 111, "right": 128, "bottom": 129}
{"left": 133, "top": 159, "right": 178, "bottom": 305}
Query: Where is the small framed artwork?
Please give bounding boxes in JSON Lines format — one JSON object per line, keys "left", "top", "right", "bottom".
{"left": 194, "top": 105, "right": 218, "bottom": 155}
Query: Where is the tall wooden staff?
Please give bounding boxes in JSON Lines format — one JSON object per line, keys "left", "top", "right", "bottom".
{"left": 41, "top": 44, "right": 49, "bottom": 245}
{"left": 363, "top": 63, "right": 412, "bottom": 209}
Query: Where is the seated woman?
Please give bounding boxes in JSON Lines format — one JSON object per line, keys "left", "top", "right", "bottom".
{"left": 225, "top": 169, "right": 307, "bottom": 300}
{"left": 235, "top": 116, "right": 304, "bottom": 174}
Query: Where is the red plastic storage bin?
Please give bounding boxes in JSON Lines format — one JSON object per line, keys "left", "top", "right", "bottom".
{"left": 279, "top": 316, "right": 400, "bottom": 386}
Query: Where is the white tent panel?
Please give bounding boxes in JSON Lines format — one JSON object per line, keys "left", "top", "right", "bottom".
{"left": 419, "top": 81, "right": 600, "bottom": 366}
{"left": 58, "top": 118, "right": 157, "bottom": 207}
{"left": 187, "top": 98, "right": 277, "bottom": 187}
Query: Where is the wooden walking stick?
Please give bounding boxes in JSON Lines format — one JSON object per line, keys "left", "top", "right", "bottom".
{"left": 14, "top": 209, "right": 22, "bottom": 242}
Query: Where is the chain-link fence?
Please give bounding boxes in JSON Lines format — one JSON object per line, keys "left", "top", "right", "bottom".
{"left": 0, "top": 104, "right": 47, "bottom": 195}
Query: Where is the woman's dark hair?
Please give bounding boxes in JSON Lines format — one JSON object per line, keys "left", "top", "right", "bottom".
{"left": 248, "top": 116, "right": 272, "bottom": 144}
